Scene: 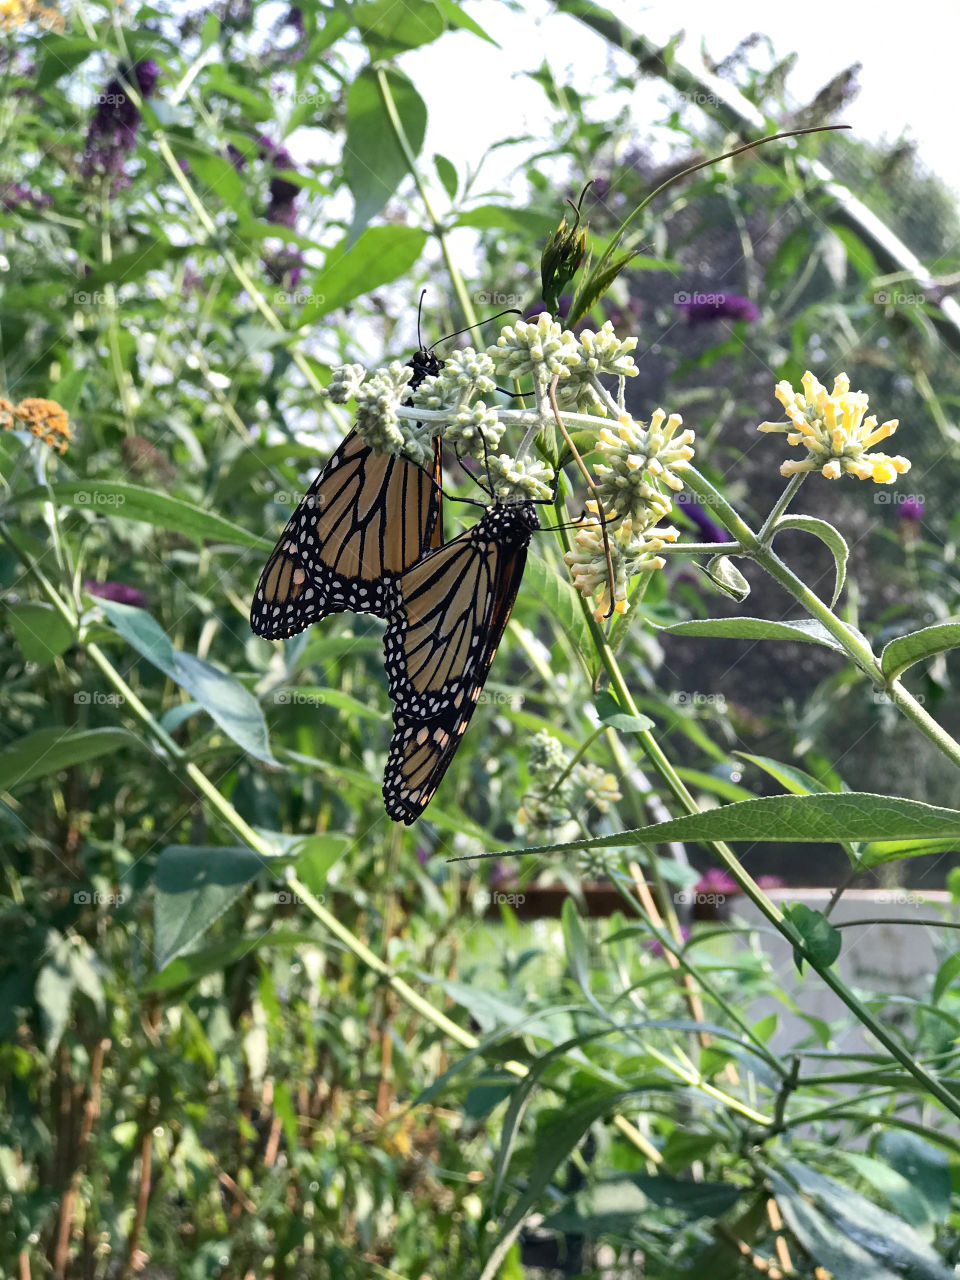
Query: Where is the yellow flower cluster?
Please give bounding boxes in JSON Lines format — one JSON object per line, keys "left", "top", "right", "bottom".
{"left": 0, "top": 0, "right": 63, "bottom": 29}
{"left": 758, "top": 371, "right": 909, "bottom": 483}
{"left": 1, "top": 397, "right": 72, "bottom": 453}
{"left": 565, "top": 500, "right": 678, "bottom": 620}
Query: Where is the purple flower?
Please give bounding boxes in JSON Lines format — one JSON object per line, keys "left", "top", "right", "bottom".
{"left": 84, "top": 580, "right": 147, "bottom": 608}
{"left": 416, "top": 845, "right": 430, "bottom": 866}
{"left": 258, "top": 136, "right": 301, "bottom": 226}
{"left": 648, "top": 925, "right": 691, "bottom": 957}
{"left": 757, "top": 875, "right": 785, "bottom": 890}
{"left": 81, "top": 60, "right": 160, "bottom": 185}
{"left": 675, "top": 491, "right": 729, "bottom": 543}
{"left": 695, "top": 868, "right": 737, "bottom": 895}
{"left": 898, "top": 496, "right": 924, "bottom": 522}
{"left": 0, "top": 183, "right": 53, "bottom": 212}
{"left": 602, "top": 297, "right": 642, "bottom": 330}
{"left": 676, "top": 292, "right": 759, "bottom": 326}
{"left": 226, "top": 143, "right": 248, "bottom": 171}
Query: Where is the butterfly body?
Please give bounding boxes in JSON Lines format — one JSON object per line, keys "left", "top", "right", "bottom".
{"left": 250, "top": 348, "right": 443, "bottom": 639}
{"left": 381, "top": 501, "right": 539, "bottom": 823}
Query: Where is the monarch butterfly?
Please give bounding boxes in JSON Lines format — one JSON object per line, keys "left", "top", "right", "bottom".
{"left": 381, "top": 499, "right": 541, "bottom": 823}
{"left": 250, "top": 346, "right": 444, "bottom": 639}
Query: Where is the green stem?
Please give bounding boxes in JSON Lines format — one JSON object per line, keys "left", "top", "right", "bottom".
{"left": 374, "top": 66, "right": 477, "bottom": 331}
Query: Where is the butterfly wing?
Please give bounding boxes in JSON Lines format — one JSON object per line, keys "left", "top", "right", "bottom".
{"left": 381, "top": 505, "right": 536, "bottom": 823}
{"left": 250, "top": 431, "right": 443, "bottom": 639}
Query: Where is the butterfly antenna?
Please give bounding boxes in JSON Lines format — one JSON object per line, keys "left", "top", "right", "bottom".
{"left": 430, "top": 308, "right": 523, "bottom": 353}
{"left": 417, "top": 289, "right": 428, "bottom": 352}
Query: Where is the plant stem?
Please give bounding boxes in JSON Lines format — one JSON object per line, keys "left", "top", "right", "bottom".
{"left": 374, "top": 67, "right": 477, "bottom": 331}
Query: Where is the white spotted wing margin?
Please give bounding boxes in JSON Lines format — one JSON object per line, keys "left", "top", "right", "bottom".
{"left": 381, "top": 502, "right": 540, "bottom": 824}
{"left": 249, "top": 431, "right": 443, "bottom": 639}
{"left": 249, "top": 345, "right": 444, "bottom": 641}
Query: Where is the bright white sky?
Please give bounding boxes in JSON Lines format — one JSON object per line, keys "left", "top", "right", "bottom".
{"left": 401, "top": 0, "right": 960, "bottom": 197}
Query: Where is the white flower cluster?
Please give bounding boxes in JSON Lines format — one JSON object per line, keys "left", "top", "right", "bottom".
{"left": 326, "top": 314, "right": 695, "bottom": 605}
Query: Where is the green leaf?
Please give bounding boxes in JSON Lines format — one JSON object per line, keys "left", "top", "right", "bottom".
{"left": 301, "top": 225, "right": 428, "bottom": 322}
{"left": 21, "top": 481, "right": 269, "bottom": 549}
{"left": 345, "top": 66, "right": 427, "bottom": 239}
{"left": 544, "top": 1174, "right": 740, "bottom": 1233}
{"left": 35, "top": 34, "right": 98, "bottom": 87}
{"left": 477, "top": 793, "right": 960, "bottom": 861}
{"left": 292, "top": 834, "right": 349, "bottom": 897}
{"left": 932, "top": 952, "right": 960, "bottom": 1005}
{"left": 773, "top": 1161, "right": 956, "bottom": 1280}
{"left": 736, "top": 752, "right": 836, "bottom": 796}
{"left": 80, "top": 240, "right": 189, "bottom": 291}
{"left": 769, "top": 1170, "right": 902, "bottom": 1280}
{"left": 0, "top": 726, "right": 138, "bottom": 791}
{"left": 524, "top": 549, "right": 592, "bottom": 656}
{"left": 785, "top": 903, "right": 840, "bottom": 971}
{"left": 561, "top": 898, "right": 591, "bottom": 997}
{"left": 434, "top": 152, "right": 458, "bottom": 199}
{"left": 480, "top": 1088, "right": 636, "bottom": 1280}
{"left": 154, "top": 845, "right": 268, "bottom": 968}
{"left": 876, "top": 1132, "right": 951, "bottom": 1230}
{"left": 702, "top": 554, "right": 750, "bottom": 601}
{"left": 143, "top": 928, "right": 311, "bottom": 992}
{"left": 5, "top": 602, "right": 73, "bottom": 665}
{"left": 880, "top": 623, "right": 960, "bottom": 681}
{"left": 775, "top": 515, "right": 849, "bottom": 607}
{"left": 353, "top": 0, "right": 445, "bottom": 53}
{"left": 96, "top": 600, "right": 276, "bottom": 765}
{"left": 432, "top": 0, "right": 499, "bottom": 43}
{"left": 453, "top": 204, "right": 559, "bottom": 238}
{"left": 658, "top": 616, "right": 847, "bottom": 652}
{"left": 859, "top": 837, "right": 960, "bottom": 869}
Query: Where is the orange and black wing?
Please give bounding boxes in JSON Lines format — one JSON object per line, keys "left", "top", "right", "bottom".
{"left": 250, "top": 431, "right": 443, "bottom": 639}
{"left": 381, "top": 502, "right": 538, "bottom": 823}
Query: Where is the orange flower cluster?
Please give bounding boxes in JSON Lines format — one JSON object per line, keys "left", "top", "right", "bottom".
{"left": 0, "top": 397, "right": 72, "bottom": 453}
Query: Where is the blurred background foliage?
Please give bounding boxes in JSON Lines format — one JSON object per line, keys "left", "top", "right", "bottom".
{"left": 4, "top": 0, "right": 960, "bottom": 1276}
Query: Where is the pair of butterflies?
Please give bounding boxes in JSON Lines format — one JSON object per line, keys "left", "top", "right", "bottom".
{"left": 250, "top": 348, "right": 539, "bottom": 823}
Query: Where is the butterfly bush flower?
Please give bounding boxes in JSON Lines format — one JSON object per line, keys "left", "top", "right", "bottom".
{"left": 1, "top": 397, "right": 72, "bottom": 453}
{"left": 758, "top": 371, "right": 910, "bottom": 483}
{"left": 594, "top": 410, "right": 694, "bottom": 517}
{"left": 81, "top": 60, "right": 159, "bottom": 184}
{"left": 565, "top": 501, "right": 679, "bottom": 618}
{"left": 487, "top": 454, "right": 555, "bottom": 503}
{"left": 570, "top": 762, "right": 621, "bottom": 813}
{"left": 445, "top": 403, "right": 505, "bottom": 458}
{"left": 328, "top": 363, "right": 365, "bottom": 403}
{"left": 493, "top": 314, "right": 581, "bottom": 383}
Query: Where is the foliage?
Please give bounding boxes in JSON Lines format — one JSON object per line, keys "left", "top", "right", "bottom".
{"left": 4, "top": 1, "right": 960, "bottom": 1277}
